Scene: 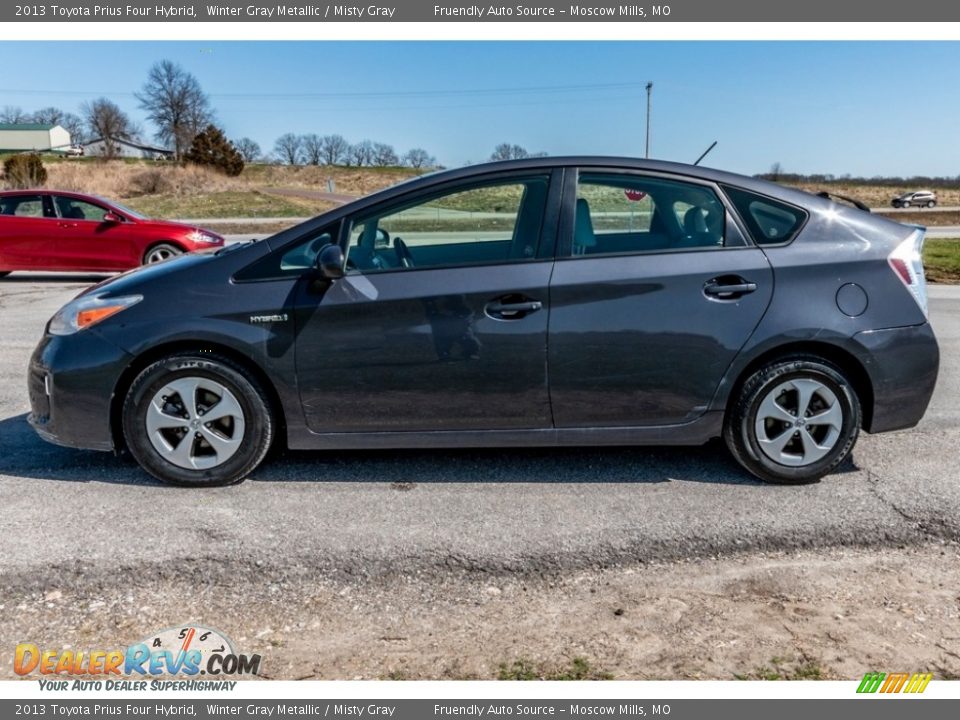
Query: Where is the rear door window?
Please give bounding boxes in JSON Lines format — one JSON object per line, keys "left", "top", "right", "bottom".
{"left": 0, "top": 195, "right": 47, "bottom": 218}
{"left": 569, "top": 173, "right": 729, "bottom": 257}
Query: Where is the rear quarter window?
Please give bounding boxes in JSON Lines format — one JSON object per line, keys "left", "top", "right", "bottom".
{"left": 721, "top": 185, "right": 808, "bottom": 246}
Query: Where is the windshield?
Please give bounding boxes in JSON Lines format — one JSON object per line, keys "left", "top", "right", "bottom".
{"left": 96, "top": 196, "right": 147, "bottom": 220}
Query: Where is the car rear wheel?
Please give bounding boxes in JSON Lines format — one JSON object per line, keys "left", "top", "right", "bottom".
{"left": 927, "top": 200, "right": 936, "bottom": 208}
{"left": 724, "top": 356, "right": 861, "bottom": 484}
{"left": 143, "top": 243, "right": 183, "bottom": 265}
{"left": 122, "top": 354, "right": 274, "bottom": 486}
{"left": 0, "top": 271, "right": 10, "bottom": 278}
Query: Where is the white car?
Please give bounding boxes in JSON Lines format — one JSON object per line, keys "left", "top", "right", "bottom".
{"left": 892, "top": 190, "right": 936, "bottom": 208}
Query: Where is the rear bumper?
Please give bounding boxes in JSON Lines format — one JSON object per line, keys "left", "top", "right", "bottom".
{"left": 28, "top": 330, "right": 133, "bottom": 452}
{"left": 853, "top": 322, "right": 939, "bottom": 434}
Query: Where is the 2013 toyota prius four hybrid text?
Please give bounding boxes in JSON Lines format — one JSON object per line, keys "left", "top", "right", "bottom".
{"left": 28, "top": 158, "right": 939, "bottom": 487}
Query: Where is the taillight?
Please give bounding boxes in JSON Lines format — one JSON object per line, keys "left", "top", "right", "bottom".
{"left": 888, "top": 227, "right": 928, "bottom": 318}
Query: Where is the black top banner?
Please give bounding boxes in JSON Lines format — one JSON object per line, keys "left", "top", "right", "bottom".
{"left": 4, "top": 0, "right": 956, "bottom": 22}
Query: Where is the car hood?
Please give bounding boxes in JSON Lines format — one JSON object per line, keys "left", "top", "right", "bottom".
{"left": 78, "top": 251, "right": 218, "bottom": 299}
{"left": 79, "top": 230, "right": 270, "bottom": 300}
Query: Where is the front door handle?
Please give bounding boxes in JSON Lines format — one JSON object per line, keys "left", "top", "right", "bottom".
{"left": 58, "top": 222, "right": 77, "bottom": 229}
{"left": 485, "top": 296, "right": 543, "bottom": 320}
{"left": 703, "top": 276, "right": 757, "bottom": 300}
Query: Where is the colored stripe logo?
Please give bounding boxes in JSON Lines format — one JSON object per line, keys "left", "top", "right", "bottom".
{"left": 857, "top": 672, "right": 932, "bottom": 694}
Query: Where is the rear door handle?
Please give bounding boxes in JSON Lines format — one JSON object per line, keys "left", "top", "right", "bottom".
{"left": 703, "top": 277, "right": 757, "bottom": 299}
{"left": 485, "top": 297, "right": 543, "bottom": 320}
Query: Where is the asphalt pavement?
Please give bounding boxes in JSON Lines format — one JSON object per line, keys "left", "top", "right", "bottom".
{"left": 0, "top": 276, "right": 957, "bottom": 594}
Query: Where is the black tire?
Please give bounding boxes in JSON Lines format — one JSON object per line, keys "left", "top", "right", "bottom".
{"left": 143, "top": 243, "right": 183, "bottom": 265}
{"left": 122, "top": 354, "right": 274, "bottom": 486}
{"left": 724, "top": 356, "right": 861, "bottom": 484}
{"left": 0, "top": 271, "right": 10, "bottom": 278}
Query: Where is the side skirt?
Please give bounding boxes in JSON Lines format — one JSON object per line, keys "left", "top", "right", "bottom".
{"left": 286, "top": 411, "right": 724, "bottom": 450}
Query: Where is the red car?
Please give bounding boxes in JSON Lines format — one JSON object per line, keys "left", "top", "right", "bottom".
{"left": 0, "top": 190, "right": 225, "bottom": 276}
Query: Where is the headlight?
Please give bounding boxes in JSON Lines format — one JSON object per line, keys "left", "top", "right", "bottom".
{"left": 186, "top": 230, "right": 222, "bottom": 244}
{"left": 48, "top": 294, "right": 143, "bottom": 336}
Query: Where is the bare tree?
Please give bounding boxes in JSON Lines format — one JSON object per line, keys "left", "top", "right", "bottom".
{"left": 769, "top": 162, "right": 783, "bottom": 181}
{"left": 403, "top": 148, "right": 435, "bottom": 169}
{"left": 320, "top": 134, "right": 349, "bottom": 165}
{"left": 234, "top": 137, "right": 261, "bottom": 163}
{"left": 491, "top": 143, "right": 531, "bottom": 161}
{"left": 136, "top": 60, "right": 214, "bottom": 161}
{"left": 301, "top": 134, "right": 324, "bottom": 165}
{"left": 30, "top": 107, "right": 86, "bottom": 144}
{"left": 273, "top": 133, "right": 303, "bottom": 165}
{"left": 0, "top": 106, "right": 29, "bottom": 124}
{"left": 81, "top": 98, "right": 136, "bottom": 159}
{"left": 31, "top": 106, "right": 65, "bottom": 125}
{"left": 372, "top": 142, "right": 399, "bottom": 167}
{"left": 350, "top": 140, "right": 374, "bottom": 167}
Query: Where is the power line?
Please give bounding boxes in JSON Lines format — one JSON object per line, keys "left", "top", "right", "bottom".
{"left": 0, "top": 80, "right": 649, "bottom": 101}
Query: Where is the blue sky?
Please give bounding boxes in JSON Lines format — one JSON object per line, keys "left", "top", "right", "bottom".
{"left": 1, "top": 41, "right": 958, "bottom": 176}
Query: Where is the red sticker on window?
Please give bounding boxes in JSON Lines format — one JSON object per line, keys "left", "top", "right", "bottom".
{"left": 624, "top": 189, "right": 647, "bottom": 201}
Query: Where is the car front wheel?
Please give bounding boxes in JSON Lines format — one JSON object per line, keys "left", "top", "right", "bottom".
{"left": 724, "top": 356, "right": 861, "bottom": 484}
{"left": 122, "top": 354, "right": 274, "bottom": 486}
{"left": 143, "top": 243, "right": 183, "bottom": 265}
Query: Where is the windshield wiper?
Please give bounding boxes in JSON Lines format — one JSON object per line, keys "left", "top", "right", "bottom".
{"left": 215, "top": 239, "right": 258, "bottom": 255}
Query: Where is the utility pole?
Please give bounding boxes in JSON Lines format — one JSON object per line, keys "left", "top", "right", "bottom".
{"left": 645, "top": 81, "right": 653, "bottom": 159}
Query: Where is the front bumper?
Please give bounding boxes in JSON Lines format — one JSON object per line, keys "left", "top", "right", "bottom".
{"left": 28, "top": 330, "right": 134, "bottom": 452}
{"left": 853, "top": 321, "right": 939, "bottom": 434}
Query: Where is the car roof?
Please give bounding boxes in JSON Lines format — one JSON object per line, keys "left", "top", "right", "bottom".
{"left": 0, "top": 189, "right": 100, "bottom": 198}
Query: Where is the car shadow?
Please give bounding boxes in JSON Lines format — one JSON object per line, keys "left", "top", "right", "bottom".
{"left": 0, "top": 412, "right": 858, "bottom": 487}
{"left": 0, "top": 273, "right": 111, "bottom": 284}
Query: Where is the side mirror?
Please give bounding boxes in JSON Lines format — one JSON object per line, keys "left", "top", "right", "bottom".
{"left": 102, "top": 212, "right": 122, "bottom": 224}
{"left": 317, "top": 243, "right": 345, "bottom": 280}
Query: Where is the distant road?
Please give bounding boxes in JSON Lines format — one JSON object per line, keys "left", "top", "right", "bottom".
{"left": 924, "top": 225, "right": 960, "bottom": 239}
{"left": 875, "top": 206, "right": 960, "bottom": 214}
{"left": 180, "top": 217, "right": 307, "bottom": 225}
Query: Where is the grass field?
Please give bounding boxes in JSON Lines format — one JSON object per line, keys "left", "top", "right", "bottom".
{"left": 123, "top": 190, "right": 332, "bottom": 219}
{"left": 786, "top": 181, "right": 960, "bottom": 208}
{"left": 923, "top": 239, "right": 960, "bottom": 283}
{"left": 0, "top": 159, "right": 422, "bottom": 220}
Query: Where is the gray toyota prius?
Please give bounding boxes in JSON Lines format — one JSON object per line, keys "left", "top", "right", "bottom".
{"left": 27, "top": 157, "right": 939, "bottom": 486}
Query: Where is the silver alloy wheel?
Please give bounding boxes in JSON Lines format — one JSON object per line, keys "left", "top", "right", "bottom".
{"left": 145, "top": 246, "right": 179, "bottom": 264}
{"left": 145, "top": 377, "right": 246, "bottom": 470}
{"left": 754, "top": 378, "right": 843, "bottom": 467}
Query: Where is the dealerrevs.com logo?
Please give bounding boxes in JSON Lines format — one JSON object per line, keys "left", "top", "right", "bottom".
{"left": 15, "top": 625, "right": 261, "bottom": 684}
